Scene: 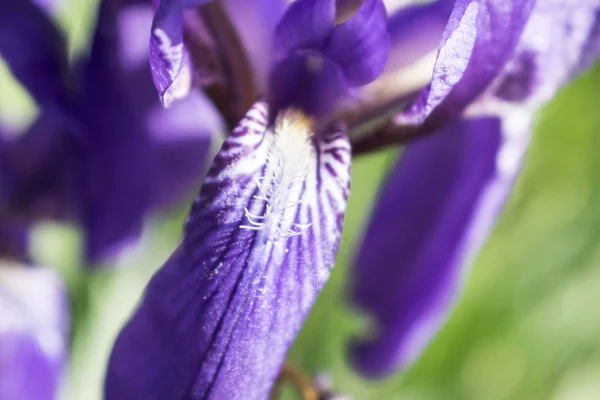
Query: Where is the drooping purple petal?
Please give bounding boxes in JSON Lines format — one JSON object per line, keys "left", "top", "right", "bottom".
{"left": 105, "top": 100, "right": 351, "bottom": 399}
{"left": 398, "top": 0, "right": 535, "bottom": 128}
{"left": 150, "top": 0, "right": 212, "bottom": 106}
{"left": 326, "top": 0, "right": 389, "bottom": 86}
{"left": 0, "top": 0, "right": 68, "bottom": 107}
{"left": 350, "top": 117, "right": 523, "bottom": 377}
{"left": 0, "top": 265, "right": 68, "bottom": 400}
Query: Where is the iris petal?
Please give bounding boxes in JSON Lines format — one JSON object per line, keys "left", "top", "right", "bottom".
{"left": 272, "top": 0, "right": 336, "bottom": 63}
{"left": 326, "top": 0, "right": 389, "bottom": 86}
{"left": 0, "top": 265, "right": 68, "bottom": 400}
{"left": 82, "top": 0, "right": 220, "bottom": 262}
{"left": 149, "top": 0, "right": 212, "bottom": 106}
{"left": 350, "top": 117, "right": 516, "bottom": 377}
{"left": 399, "top": 0, "right": 535, "bottom": 127}
{"left": 105, "top": 100, "right": 351, "bottom": 399}
{"left": 350, "top": 0, "right": 600, "bottom": 377}
{"left": 0, "top": 0, "right": 68, "bottom": 107}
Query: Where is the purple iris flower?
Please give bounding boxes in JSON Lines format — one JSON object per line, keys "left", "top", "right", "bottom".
{"left": 0, "top": 0, "right": 223, "bottom": 263}
{"left": 98, "top": 0, "right": 600, "bottom": 398}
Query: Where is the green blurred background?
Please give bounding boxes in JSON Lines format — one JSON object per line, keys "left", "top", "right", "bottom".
{"left": 2, "top": 1, "right": 600, "bottom": 399}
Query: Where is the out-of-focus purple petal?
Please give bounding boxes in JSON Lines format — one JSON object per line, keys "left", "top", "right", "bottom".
{"left": 0, "top": 223, "right": 29, "bottom": 262}
{"left": 326, "top": 0, "right": 389, "bottom": 86}
{"left": 0, "top": 112, "right": 81, "bottom": 223}
{"left": 82, "top": 0, "right": 220, "bottom": 262}
{"left": 105, "top": 101, "right": 351, "bottom": 399}
{"left": 150, "top": 0, "right": 212, "bottom": 106}
{"left": 222, "top": 0, "right": 288, "bottom": 92}
{"left": 273, "top": 0, "right": 336, "bottom": 63}
{"left": 398, "top": 0, "right": 535, "bottom": 127}
{"left": 0, "top": 265, "right": 68, "bottom": 400}
{"left": 269, "top": 53, "right": 348, "bottom": 117}
{"left": 0, "top": 0, "right": 68, "bottom": 107}
{"left": 350, "top": 117, "right": 527, "bottom": 377}
{"left": 81, "top": 0, "right": 153, "bottom": 261}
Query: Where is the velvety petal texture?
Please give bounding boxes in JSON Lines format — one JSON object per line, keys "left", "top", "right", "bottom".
{"left": 351, "top": 117, "right": 510, "bottom": 377}
{"left": 397, "top": 0, "right": 535, "bottom": 128}
{"left": 269, "top": 0, "right": 389, "bottom": 116}
{"left": 106, "top": 100, "right": 351, "bottom": 399}
{"left": 0, "top": 0, "right": 68, "bottom": 107}
{"left": 149, "top": 0, "right": 212, "bottom": 106}
{"left": 0, "top": 264, "right": 68, "bottom": 400}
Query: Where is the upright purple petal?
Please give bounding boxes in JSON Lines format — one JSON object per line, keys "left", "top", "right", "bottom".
{"left": 350, "top": 117, "right": 517, "bottom": 377}
{"left": 326, "top": 0, "right": 389, "bottom": 86}
{"left": 0, "top": 0, "right": 68, "bottom": 107}
{"left": 0, "top": 265, "right": 68, "bottom": 400}
{"left": 272, "top": 0, "right": 336, "bottom": 62}
{"left": 269, "top": 53, "right": 348, "bottom": 117}
{"left": 150, "top": 0, "right": 212, "bottom": 106}
{"left": 106, "top": 100, "right": 351, "bottom": 399}
{"left": 398, "top": 0, "right": 535, "bottom": 127}
{"left": 269, "top": 0, "right": 389, "bottom": 116}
